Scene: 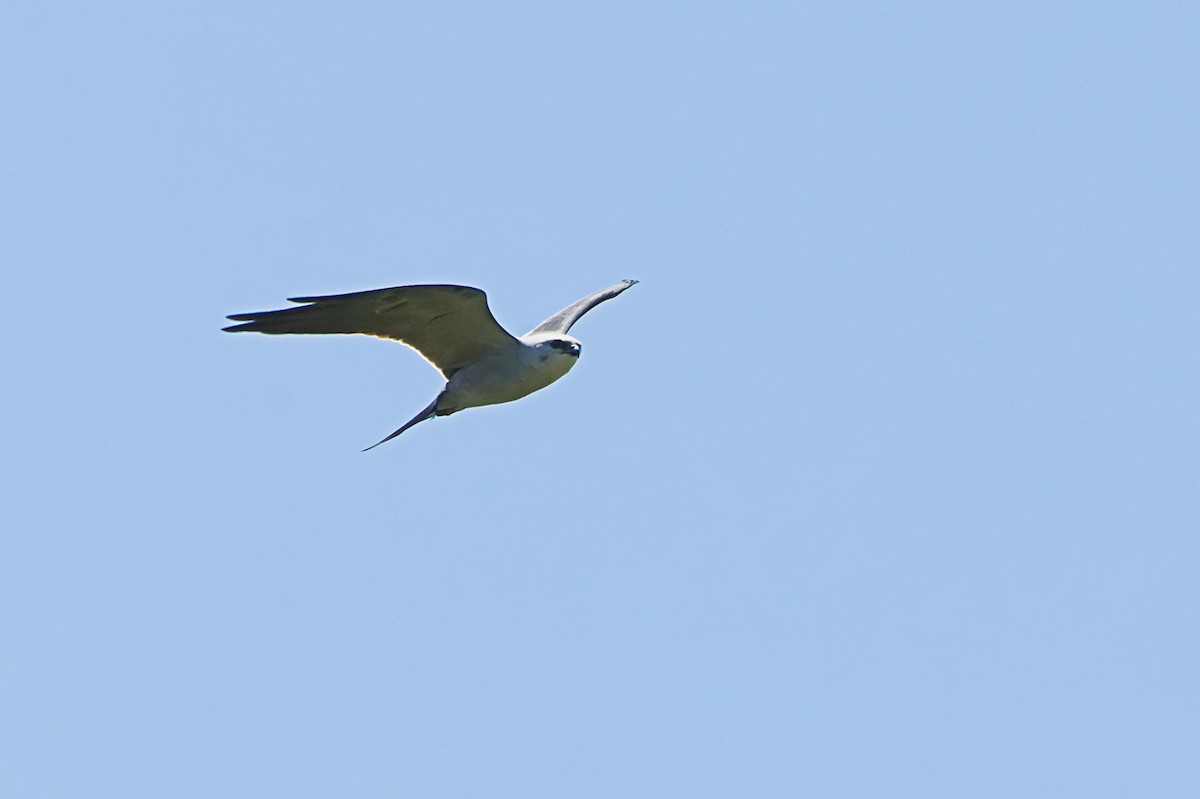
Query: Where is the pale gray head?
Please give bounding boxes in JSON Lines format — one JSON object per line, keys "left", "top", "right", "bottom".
{"left": 522, "top": 331, "right": 582, "bottom": 358}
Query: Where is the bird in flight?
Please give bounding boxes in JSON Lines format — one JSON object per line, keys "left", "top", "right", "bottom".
{"left": 224, "top": 279, "right": 637, "bottom": 449}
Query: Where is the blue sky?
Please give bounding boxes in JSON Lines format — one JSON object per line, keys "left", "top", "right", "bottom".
{"left": 2, "top": 2, "right": 1198, "bottom": 796}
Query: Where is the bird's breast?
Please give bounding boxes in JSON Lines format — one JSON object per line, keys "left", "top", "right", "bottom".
{"left": 439, "top": 346, "right": 578, "bottom": 412}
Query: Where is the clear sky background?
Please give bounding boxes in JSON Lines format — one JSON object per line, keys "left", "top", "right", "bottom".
{"left": 2, "top": 2, "right": 1197, "bottom": 796}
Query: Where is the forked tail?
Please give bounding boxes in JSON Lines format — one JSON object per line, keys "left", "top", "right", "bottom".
{"left": 362, "top": 397, "right": 440, "bottom": 451}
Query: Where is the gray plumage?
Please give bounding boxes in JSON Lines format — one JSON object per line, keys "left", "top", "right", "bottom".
{"left": 224, "top": 279, "right": 637, "bottom": 449}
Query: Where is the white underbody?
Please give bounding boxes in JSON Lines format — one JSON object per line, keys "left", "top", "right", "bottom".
{"left": 437, "top": 335, "right": 579, "bottom": 414}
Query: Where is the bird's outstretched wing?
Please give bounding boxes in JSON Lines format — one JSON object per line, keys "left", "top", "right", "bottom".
{"left": 525, "top": 279, "right": 638, "bottom": 336}
{"left": 224, "top": 284, "right": 520, "bottom": 377}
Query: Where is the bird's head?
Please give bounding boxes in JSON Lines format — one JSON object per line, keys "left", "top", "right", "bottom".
{"left": 523, "top": 332, "right": 582, "bottom": 358}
